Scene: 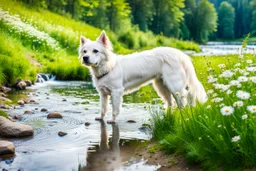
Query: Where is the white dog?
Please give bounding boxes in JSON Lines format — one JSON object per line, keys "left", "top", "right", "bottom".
{"left": 78, "top": 31, "right": 207, "bottom": 123}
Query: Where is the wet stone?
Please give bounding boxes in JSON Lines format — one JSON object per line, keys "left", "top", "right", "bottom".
{"left": 0, "top": 141, "right": 15, "bottom": 156}
{"left": 41, "top": 108, "right": 48, "bottom": 112}
{"left": 47, "top": 112, "right": 63, "bottom": 119}
{"left": 18, "top": 100, "right": 25, "bottom": 105}
{"left": 24, "top": 110, "right": 33, "bottom": 114}
{"left": 58, "top": 131, "right": 67, "bottom": 137}
{"left": 127, "top": 120, "right": 136, "bottom": 123}
{"left": 84, "top": 122, "right": 91, "bottom": 126}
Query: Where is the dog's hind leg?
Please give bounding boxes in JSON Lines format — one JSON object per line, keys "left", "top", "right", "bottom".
{"left": 161, "top": 63, "right": 187, "bottom": 109}
{"left": 153, "top": 78, "right": 173, "bottom": 107}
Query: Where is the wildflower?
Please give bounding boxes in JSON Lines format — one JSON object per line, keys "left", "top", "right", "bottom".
{"left": 234, "top": 63, "right": 241, "bottom": 67}
{"left": 219, "top": 103, "right": 225, "bottom": 107}
{"left": 207, "top": 89, "right": 214, "bottom": 94}
{"left": 247, "top": 60, "right": 252, "bottom": 64}
{"left": 211, "top": 97, "right": 223, "bottom": 103}
{"left": 249, "top": 77, "right": 256, "bottom": 83}
{"left": 207, "top": 75, "right": 217, "bottom": 83}
{"left": 220, "top": 106, "right": 234, "bottom": 116}
{"left": 227, "top": 89, "right": 232, "bottom": 94}
{"left": 247, "top": 105, "right": 256, "bottom": 113}
{"left": 238, "top": 76, "right": 248, "bottom": 82}
{"left": 206, "top": 105, "right": 211, "bottom": 109}
{"left": 242, "top": 114, "right": 248, "bottom": 120}
{"left": 218, "top": 64, "right": 226, "bottom": 69}
{"left": 233, "top": 101, "right": 244, "bottom": 107}
{"left": 246, "top": 67, "right": 256, "bottom": 72}
{"left": 220, "top": 70, "right": 234, "bottom": 78}
{"left": 231, "top": 135, "right": 241, "bottom": 142}
{"left": 230, "top": 80, "right": 240, "bottom": 86}
{"left": 236, "top": 90, "right": 250, "bottom": 100}
{"left": 218, "top": 125, "right": 222, "bottom": 128}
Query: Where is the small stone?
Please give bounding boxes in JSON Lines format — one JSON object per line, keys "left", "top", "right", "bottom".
{"left": 0, "top": 86, "right": 11, "bottom": 94}
{"left": 58, "top": 131, "right": 67, "bottom": 136}
{"left": 0, "top": 104, "right": 10, "bottom": 109}
{"left": 13, "top": 115, "right": 22, "bottom": 120}
{"left": 24, "top": 110, "right": 33, "bottom": 114}
{"left": 41, "top": 108, "right": 48, "bottom": 112}
{"left": 84, "top": 122, "right": 91, "bottom": 126}
{"left": 62, "top": 99, "right": 67, "bottom": 102}
{"left": 35, "top": 108, "right": 38, "bottom": 110}
{"left": 30, "top": 99, "right": 36, "bottom": 103}
{"left": 18, "top": 100, "right": 25, "bottom": 105}
{"left": 0, "top": 141, "right": 15, "bottom": 156}
{"left": 0, "top": 97, "right": 12, "bottom": 103}
{"left": 0, "top": 92, "right": 7, "bottom": 97}
{"left": 47, "top": 112, "right": 63, "bottom": 119}
{"left": 127, "top": 120, "right": 136, "bottom": 123}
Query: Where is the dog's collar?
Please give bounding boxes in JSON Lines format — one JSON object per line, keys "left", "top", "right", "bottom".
{"left": 96, "top": 72, "right": 109, "bottom": 79}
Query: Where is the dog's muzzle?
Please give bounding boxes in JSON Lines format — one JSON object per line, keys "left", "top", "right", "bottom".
{"left": 83, "top": 56, "right": 89, "bottom": 64}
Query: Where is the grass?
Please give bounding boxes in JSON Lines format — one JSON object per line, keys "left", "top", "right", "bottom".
{"left": 0, "top": 0, "right": 200, "bottom": 85}
{"left": 150, "top": 52, "right": 256, "bottom": 169}
{"left": 0, "top": 110, "right": 8, "bottom": 118}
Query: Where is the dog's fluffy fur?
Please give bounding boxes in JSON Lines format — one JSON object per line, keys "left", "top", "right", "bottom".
{"left": 79, "top": 31, "right": 207, "bottom": 123}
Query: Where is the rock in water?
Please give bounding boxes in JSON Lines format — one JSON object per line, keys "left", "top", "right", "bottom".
{"left": 0, "top": 116, "right": 34, "bottom": 138}
{"left": 84, "top": 122, "right": 91, "bottom": 126}
{"left": 41, "top": 108, "right": 48, "bottom": 112}
{"left": 18, "top": 100, "right": 25, "bottom": 105}
{"left": 47, "top": 112, "right": 63, "bottom": 119}
{"left": 25, "top": 80, "right": 32, "bottom": 87}
{"left": 0, "top": 86, "right": 11, "bottom": 94}
{"left": 16, "top": 81, "right": 27, "bottom": 90}
{"left": 127, "top": 120, "right": 136, "bottom": 123}
{"left": 58, "top": 131, "right": 67, "bottom": 136}
{"left": 0, "top": 141, "right": 15, "bottom": 155}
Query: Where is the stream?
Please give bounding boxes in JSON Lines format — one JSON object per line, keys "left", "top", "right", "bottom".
{"left": 0, "top": 81, "right": 161, "bottom": 171}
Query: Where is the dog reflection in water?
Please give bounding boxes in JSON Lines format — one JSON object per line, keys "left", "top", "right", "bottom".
{"left": 80, "top": 121, "right": 121, "bottom": 171}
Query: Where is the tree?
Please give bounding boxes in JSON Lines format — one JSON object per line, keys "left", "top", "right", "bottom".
{"left": 128, "top": 0, "right": 154, "bottom": 32}
{"left": 150, "top": 0, "right": 185, "bottom": 37}
{"left": 181, "top": 0, "right": 196, "bottom": 39}
{"left": 108, "top": 0, "right": 131, "bottom": 33}
{"left": 218, "top": 1, "right": 235, "bottom": 39}
{"left": 251, "top": 0, "right": 256, "bottom": 36}
{"left": 195, "top": 0, "right": 218, "bottom": 43}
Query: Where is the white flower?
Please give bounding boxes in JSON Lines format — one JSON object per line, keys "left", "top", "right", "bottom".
{"left": 220, "top": 70, "right": 234, "bottom": 78}
{"left": 234, "top": 63, "right": 241, "bottom": 67}
{"left": 238, "top": 76, "right": 248, "bottom": 82}
{"left": 246, "top": 60, "right": 252, "bottom": 64}
{"left": 236, "top": 90, "right": 250, "bottom": 100}
{"left": 242, "top": 114, "right": 248, "bottom": 120}
{"left": 233, "top": 101, "right": 244, "bottom": 107}
{"left": 249, "top": 77, "right": 256, "bottom": 83}
{"left": 207, "top": 75, "right": 217, "bottom": 83}
{"left": 212, "top": 97, "right": 223, "bottom": 103}
{"left": 227, "top": 89, "right": 232, "bottom": 94}
{"left": 218, "top": 64, "right": 226, "bottom": 69}
{"left": 230, "top": 80, "right": 240, "bottom": 86}
{"left": 206, "top": 105, "right": 211, "bottom": 109}
{"left": 247, "top": 105, "right": 256, "bottom": 113}
{"left": 207, "top": 89, "right": 214, "bottom": 94}
{"left": 246, "top": 67, "right": 256, "bottom": 72}
{"left": 231, "top": 135, "right": 241, "bottom": 142}
{"left": 220, "top": 106, "right": 234, "bottom": 116}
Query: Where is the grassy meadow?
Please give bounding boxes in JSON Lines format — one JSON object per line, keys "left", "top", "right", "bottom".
{"left": 150, "top": 50, "right": 256, "bottom": 169}
{"left": 0, "top": 0, "right": 199, "bottom": 85}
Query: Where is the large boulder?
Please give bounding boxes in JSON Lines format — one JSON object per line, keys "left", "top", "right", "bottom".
{"left": 0, "top": 116, "right": 34, "bottom": 138}
{"left": 25, "top": 80, "right": 32, "bottom": 87}
{"left": 0, "top": 141, "right": 15, "bottom": 155}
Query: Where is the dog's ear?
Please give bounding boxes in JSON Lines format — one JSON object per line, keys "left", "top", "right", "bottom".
{"left": 97, "top": 30, "right": 113, "bottom": 50}
{"left": 80, "top": 36, "right": 87, "bottom": 46}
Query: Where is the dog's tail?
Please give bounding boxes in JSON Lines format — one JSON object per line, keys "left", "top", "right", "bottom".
{"left": 182, "top": 55, "right": 207, "bottom": 106}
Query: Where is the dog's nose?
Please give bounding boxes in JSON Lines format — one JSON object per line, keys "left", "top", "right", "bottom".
{"left": 83, "top": 56, "right": 89, "bottom": 63}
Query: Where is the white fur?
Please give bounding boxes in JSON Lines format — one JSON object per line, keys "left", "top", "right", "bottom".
{"left": 79, "top": 31, "right": 207, "bottom": 123}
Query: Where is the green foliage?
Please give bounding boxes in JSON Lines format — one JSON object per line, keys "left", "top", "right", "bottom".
{"left": 195, "top": 0, "right": 218, "bottom": 43}
{"left": 250, "top": 0, "right": 256, "bottom": 36}
{"left": 0, "top": 110, "right": 8, "bottom": 118}
{"left": 218, "top": 2, "right": 235, "bottom": 39}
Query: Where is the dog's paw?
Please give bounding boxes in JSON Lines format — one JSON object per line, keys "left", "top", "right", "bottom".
{"left": 107, "top": 120, "right": 116, "bottom": 124}
{"left": 95, "top": 117, "right": 103, "bottom": 120}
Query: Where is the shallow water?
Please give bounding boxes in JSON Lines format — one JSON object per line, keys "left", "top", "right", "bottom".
{"left": 0, "top": 81, "right": 161, "bottom": 171}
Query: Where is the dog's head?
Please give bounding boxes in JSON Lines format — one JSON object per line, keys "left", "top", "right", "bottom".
{"left": 78, "top": 30, "right": 113, "bottom": 67}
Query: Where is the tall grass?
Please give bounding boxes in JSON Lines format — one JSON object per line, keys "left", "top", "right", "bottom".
{"left": 151, "top": 52, "right": 256, "bottom": 169}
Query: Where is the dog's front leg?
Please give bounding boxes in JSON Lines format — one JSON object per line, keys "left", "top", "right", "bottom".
{"left": 95, "top": 92, "right": 109, "bottom": 120}
{"left": 107, "top": 89, "right": 123, "bottom": 123}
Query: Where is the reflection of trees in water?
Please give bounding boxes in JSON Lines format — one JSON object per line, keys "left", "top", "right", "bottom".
{"left": 79, "top": 121, "right": 120, "bottom": 171}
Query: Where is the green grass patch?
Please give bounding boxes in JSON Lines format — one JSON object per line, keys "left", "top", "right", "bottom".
{"left": 0, "top": 110, "right": 8, "bottom": 118}
{"left": 151, "top": 53, "right": 256, "bottom": 169}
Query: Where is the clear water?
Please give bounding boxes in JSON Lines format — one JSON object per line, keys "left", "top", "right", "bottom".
{"left": 0, "top": 81, "right": 161, "bottom": 171}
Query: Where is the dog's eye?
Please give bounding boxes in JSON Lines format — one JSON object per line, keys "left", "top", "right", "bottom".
{"left": 83, "top": 50, "right": 87, "bottom": 53}
{"left": 93, "top": 49, "right": 99, "bottom": 53}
